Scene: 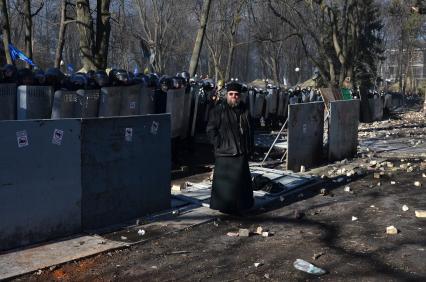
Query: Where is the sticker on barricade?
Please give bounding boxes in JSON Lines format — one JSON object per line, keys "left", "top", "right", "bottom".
{"left": 151, "top": 121, "right": 159, "bottom": 135}
{"left": 125, "top": 128, "right": 133, "bottom": 142}
{"left": 16, "top": 130, "right": 29, "bottom": 148}
{"left": 52, "top": 129, "right": 64, "bottom": 146}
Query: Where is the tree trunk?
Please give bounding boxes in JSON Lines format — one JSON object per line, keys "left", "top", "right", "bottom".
{"left": 23, "top": 0, "right": 33, "bottom": 68}
{"left": 0, "top": 0, "right": 13, "bottom": 64}
{"left": 94, "top": 0, "right": 111, "bottom": 70}
{"left": 402, "top": 47, "right": 412, "bottom": 95}
{"left": 54, "top": 0, "right": 68, "bottom": 68}
{"left": 76, "top": 0, "right": 96, "bottom": 71}
{"left": 188, "top": 0, "right": 211, "bottom": 77}
{"left": 271, "top": 57, "right": 279, "bottom": 84}
{"left": 225, "top": 43, "right": 235, "bottom": 81}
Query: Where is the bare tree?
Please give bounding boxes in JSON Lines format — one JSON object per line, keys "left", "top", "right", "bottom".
{"left": 188, "top": 0, "right": 211, "bottom": 77}
{"left": 94, "top": 0, "right": 111, "bottom": 69}
{"left": 0, "top": 0, "right": 13, "bottom": 64}
{"left": 75, "top": 0, "right": 111, "bottom": 71}
{"left": 23, "top": 0, "right": 44, "bottom": 67}
{"left": 54, "top": 0, "right": 70, "bottom": 68}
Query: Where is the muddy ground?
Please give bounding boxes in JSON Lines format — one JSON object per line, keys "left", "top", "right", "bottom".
{"left": 13, "top": 107, "right": 426, "bottom": 282}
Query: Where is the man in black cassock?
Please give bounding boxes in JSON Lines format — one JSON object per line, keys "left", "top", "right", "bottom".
{"left": 206, "top": 81, "right": 254, "bottom": 214}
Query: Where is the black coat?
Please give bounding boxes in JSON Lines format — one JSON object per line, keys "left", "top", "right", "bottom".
{"left": 206, "top": 101, "right": 253, "bottom": 157}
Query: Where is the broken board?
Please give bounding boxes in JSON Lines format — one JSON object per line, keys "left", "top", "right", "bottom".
{"left": 172, "top": 167, "right": 319, "bottom": 209}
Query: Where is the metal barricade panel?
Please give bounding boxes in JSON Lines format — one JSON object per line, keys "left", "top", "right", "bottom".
{"left": 76, "top": 89, "right": 100, "bottom": 118}
{"left": 0, "top": 119, "right": 82, "bottom": 251}
{"left": 51, "top": 90, "right": 78, "bottom": 119}
{"left": 287, "top": 102, "right": 324, "bottom": 171}
{"left": 328, "top": 100, "right": 360, "bottom": 161}
{"left": 0, "top": 83, "right": 17, "bottom": 120}
{"left": 17, "top": 86, "right": 54, "bottom": 120}
{"left": 98, "top": 86, "right": 122, "bottom": 117}
{"left": 80, "top": 115, "right": 171, "bottom": 230}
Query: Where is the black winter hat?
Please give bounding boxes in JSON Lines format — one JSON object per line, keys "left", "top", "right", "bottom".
{"left": 226, "top": 81, "right": 242, "bottom": 93}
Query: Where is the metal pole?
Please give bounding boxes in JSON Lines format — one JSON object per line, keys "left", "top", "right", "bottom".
{"left": 261, "top": 117, "right": 288, "bottom": 166}
{"left": 280, "top": 149, "right": 288, "bottom": 163}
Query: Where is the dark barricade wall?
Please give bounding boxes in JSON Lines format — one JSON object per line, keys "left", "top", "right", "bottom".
{"left": 0, "top": 114, "right": 171, "bottom": 252}
{"left": 328, "top": 100, "right": 360, "bottom": 161}
{"left": 287, "top": 102, "right": 325, "bottom": 171}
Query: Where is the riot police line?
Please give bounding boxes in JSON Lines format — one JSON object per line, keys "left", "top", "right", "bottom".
{"left": 0, "top": 64, "right": 399, "bottom": 139}
{"left": 0, "top": 65, "right": 317, "bottom": 138}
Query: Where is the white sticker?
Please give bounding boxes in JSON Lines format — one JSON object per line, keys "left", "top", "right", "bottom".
{"left": 16, "top": 130, "right": 29, "bottom": 148}
{"left": 129, "top": 101, "right": 136, "bottom": 109}
{"left": 52, "top": 129, "right": 64, "bottom": 146}
{"left": 302, "top": 124, "right": 308, "bottom": 134}
{"left": 125, "top": 128, "right": 133, "bottom": 142}
{"left": 151, "top": 121, "right": 159, "bottom": 135}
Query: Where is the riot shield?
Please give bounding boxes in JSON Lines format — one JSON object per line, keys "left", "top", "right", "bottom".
{"left": 17, "top": 85, "right": 54, "bottom": 120}
{"left": 265, "top": 88, "right": 278, "bottom": 119}
{"left": 248, "top": 89, "right": 256, "bottom": 117}
{"left": 277, "top": 91, "right": 289, "bottom": 118}
{"left": 51, "top": 90, "right": 78, "bottom": 119}
{"left": 120, "top": 84, "right": 141, "bottom": 116}
{"left": 0, "top": 83, "right": 17, "bottom": 120}
{"left": 166, "top": 88, "right": 185, "bottom": 138}
{"left": 98, "top": 86, "right": 122, "bottom": 117}
{"left": 76, "top": 89, "right": 100, "bottom": 118}
{"left": 140, "top": 86, "right": 156, "bottom": 115}
{"left": 180, "top": 87, "right": 192, "bottom": 139}
{"left": 253, "top": 91, "right": 265, "bottom": 119}
{"left": 266, "top": 89, "right": 278, "bottom": 114}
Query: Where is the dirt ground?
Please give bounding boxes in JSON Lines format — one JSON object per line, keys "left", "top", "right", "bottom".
{"left": 13, "top": 107, "right": 426, "bottom": 282}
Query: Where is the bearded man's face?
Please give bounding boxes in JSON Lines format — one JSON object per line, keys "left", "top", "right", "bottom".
{"left": 226, "top": 91, "right": 240, "bottom": 107}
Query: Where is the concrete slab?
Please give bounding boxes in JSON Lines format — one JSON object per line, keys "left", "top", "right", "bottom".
{"left": 328, "top": 100, "right": 360, "bottom": 161}
{"left": 287, "top": 102, "right": 325, "bottom": 171}
{"left": 359, "top": 138, "right": 426, "bottom": 157}
{"left": 0, "top": 235, "right": 126, "bottom": 280}
{"left": 0, "top": 204, "right": 219, "bottom": 281}
{"left": 0, "top": 119, "right": 82, "bottom": 251}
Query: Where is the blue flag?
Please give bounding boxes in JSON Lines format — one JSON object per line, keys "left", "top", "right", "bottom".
{"left": 67, "top": 64, "right": 75, "bottom": 74}
{"left": 8, "top": 44, "right": 36, "bottom": 67}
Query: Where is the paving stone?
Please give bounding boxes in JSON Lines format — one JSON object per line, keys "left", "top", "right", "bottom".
{"left": 238, "top": 229, "right": 250, "bottom": 237}
{"left": 386, "top": 226, "right": 399, "bottom": 235}
{"left": 415, "top": 210, "right": 426, "bottom": 218}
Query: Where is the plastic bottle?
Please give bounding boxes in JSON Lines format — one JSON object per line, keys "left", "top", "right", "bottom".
{"left": 293, "top": 259, "right": 326, "bottom": 275}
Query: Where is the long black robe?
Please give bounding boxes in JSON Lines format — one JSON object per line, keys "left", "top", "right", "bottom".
{"left": 207, "top": 101, "right": 254, "bottom": 213}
